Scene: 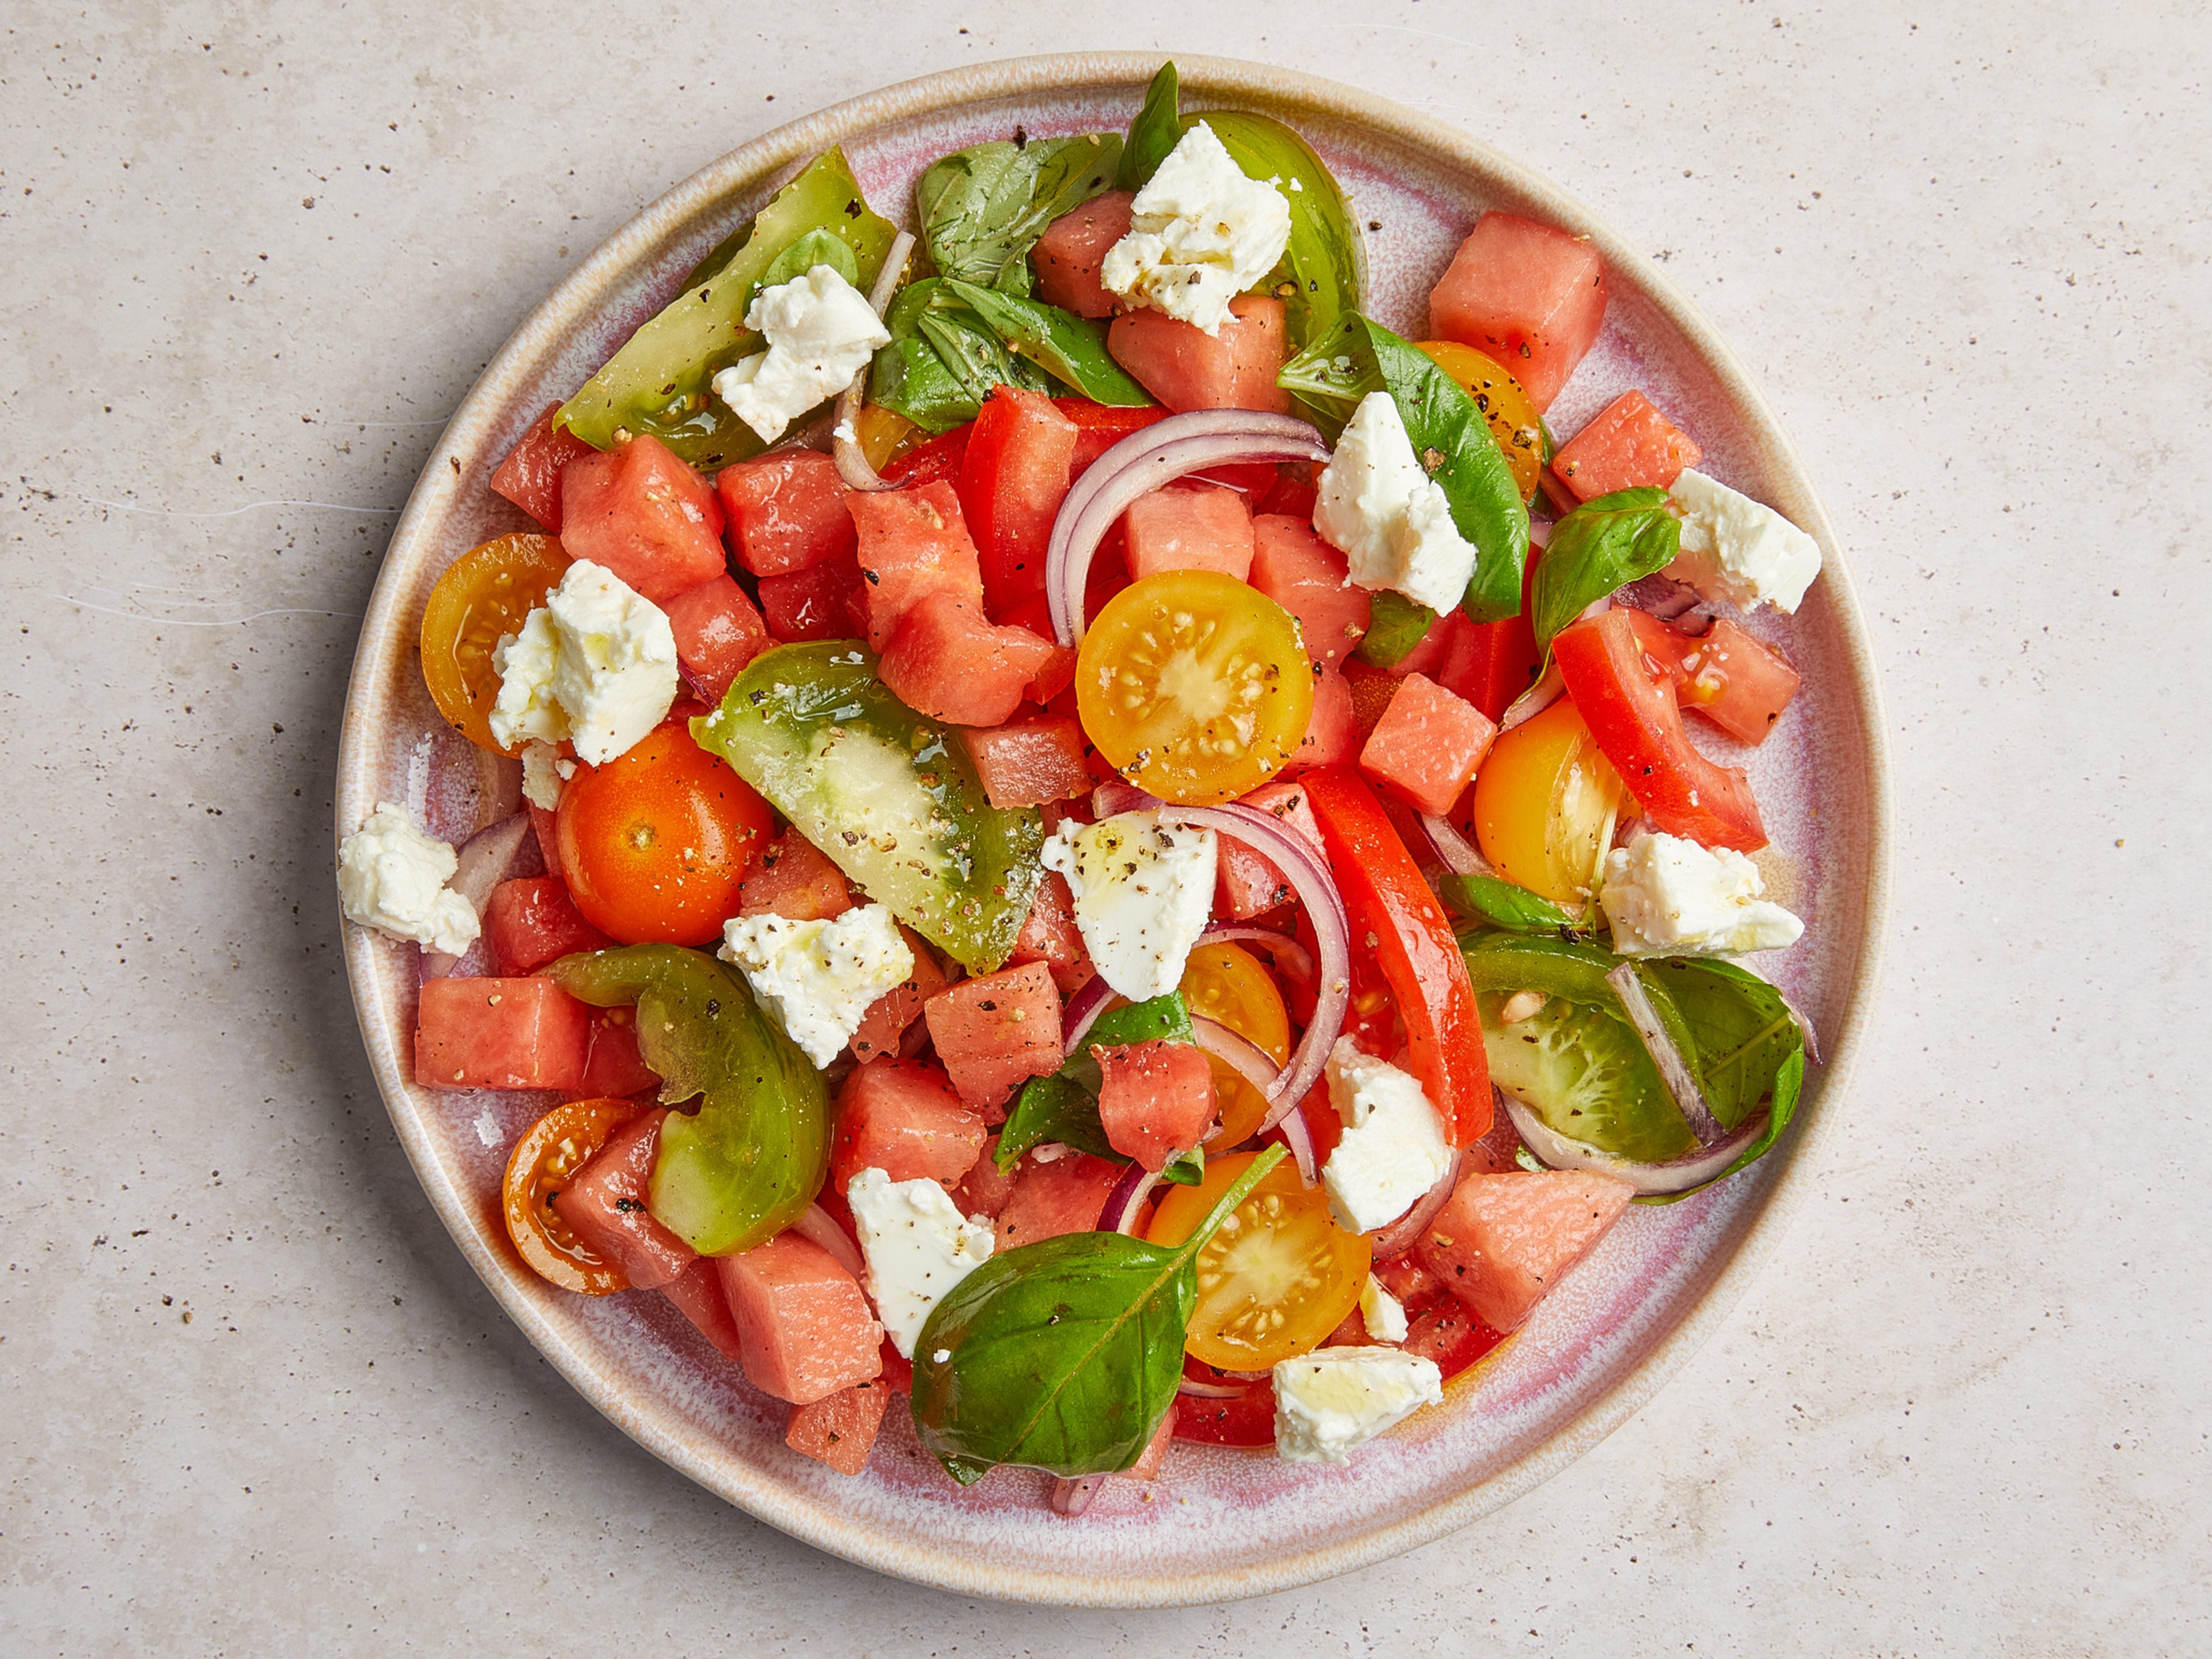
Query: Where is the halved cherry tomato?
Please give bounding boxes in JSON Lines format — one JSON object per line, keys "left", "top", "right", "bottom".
{"left": 1416, "top": 340, "right": 1544, "bottom": 502}
{"left": 1303, "top": 769, "right": 1491, "bottom": 1146}
{"left": 854, "top": 403, "right": 922, "bottom": 472}
{"left": 1076, "top": 570, "right": 1313, "bottom": 804}
{"left": 419, "top": 533, "right": 570, "bottom": 752}
{"left": 1180, "top": 942, "right": 1291, "bottom": 1146}
{"left": 1146, "top": 1148, "right": 1369, "bottom": 1371}
{"left": 502, "top": 1097, "right": 641, "bottom": 1294}
{"left": 1623, "top": 609, "right": 1800, "bottom": 747}
{"left": 555, "top": 724, "right": 772, "bottom": 945}
{"left": 1469, "top": 696, "right": 1634, "bottom": 906}
{"left": 1553, "top": 607, "right": 1767, "bottom": 851}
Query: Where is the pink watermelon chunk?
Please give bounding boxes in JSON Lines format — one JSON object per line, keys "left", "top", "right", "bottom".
{"left": 1215, "top": 781, "right": 1322, "bottom": 920}
{"left": 1359, "top": 671, "right": 1498, "bottom": 816}
{"left": 663, "top": 574, "right": 771, "bottom": 707}
{"left": 1008, "top": 871, "right": 1097, "bottom": 992}
{"left": 922, "top": 961, "right": 1065, "bottom": 1108}
{"left": 1429, "top": 212, "right": 1609, "bottom": 411}
{"left": 552, "top": 1108, "right": 696, "bottom": 1291}
{"left": 717, "top": 1233, "right": 885, "bottom": 1404}
{"left": 1122, "top": 484, "right": 1256, "bottom": 581}
{"left": 1414, "top": 1170, "right": 1635, "bottom": 1332}
{"left": 786, "top": 1373, "right": 897, "bottom": 1475}
{"left": 830, "top": 1057, "right": 986, "bottom": 1192}
{"left": 961, "top": 714, "right": 1093, "bottom": 809}
{"left": 1249, "top": 513, "right": 1370, "bottom": 668}
{"left": 878, "top": 593, "right": 1058, "bottom": 728}
{"left": 993, "top": 1152, "right": 1122, "bottom": 1251}
{"left": 849, "top": 928, "right": 949, "bottom": 1064}
{"left": 660, "top": 1256, "right": 747, "bottom": 1366}
{"left": 717, "top": 448, "right": 857, "bottom": 578}
{"left": 738, "top": 831, "right": 854, "bottom": 922}
{"left": 1553, "top": 389, "right": 1703, "bottom": 501}
{"left": 1283, "top": 663, "right": 1357, "bottom": 774}
{"left": 952, "top": 1132, "right": 1020, "bottom": 1219}
{"left": 1033, "top": 191, "right": 1135, "bottom": 319}
{"left": 1107, "top": 296, "right": 1290, "bottom": 415}
{"left": 1093, "top": 1039, "right": 1215, "bottom": 1171}
{"left": 847, "top": 480, "right": 986, "bottom": 650}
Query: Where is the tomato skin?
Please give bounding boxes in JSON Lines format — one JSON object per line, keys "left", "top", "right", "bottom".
{"left": 502, "top": 1097, "right": 642, "bottom": 1294}
{"left": 1302, "top": 769, "right": 1491, "bottom": 1145}
{"left": 1055, "top": 398, "right": 1169, "bottom": 475}
{"left": 1414, "top": 341, "right": 1543, "bottom": 501}
{"left": 1469, "top": 696, "right": 1631, "bottom": 905}
{"left": 1552, "top": 608, "right": 1767, "bottom": 851}
{"left": 418, "top": 533, "right": 571, "bottom": 753}
{"left": 554, "top": 724, "right": 772, "bottom": 945}
{"left": 880, "top": 423, "right": 971, "bottom": 490}
{"left": 1622, "top": 609, "right": 1800, "bottom": 748}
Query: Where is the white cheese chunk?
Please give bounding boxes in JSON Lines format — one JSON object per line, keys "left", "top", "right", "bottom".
{"left": 1100, "top": 121, "right": 1291, "bottom": 336}
{"left": 1272, "top": 1346, "right": 1442, "bottom": 1464}
{"left": 1039, "top": 811, "right": 1217, "bottom": 1002}
{"left": 1664, "top": 469, "right": 1823, "bottom": 614}
{"left": 718, "top": 903, "right": 915, "bottom": 1068}
{"left": 519, "top": 740, "right": 570, "bottom": 810}
{"left": 846, "top": 1168, "right": 995, "bottom": 1359}
{"left": 1600, "top": 830, "right": 1804, "bottom": 957}
{"left": 1311, "top": 391, "right": 1477, "bottom": 614}
{"left": 709, "top": 263, "right": 892, "bottom": 445}
{"left": 336, "top": 802, "right": 481, "bottom": 955}
{"left": 488, "top": 559, "right": 678, "bottom": 766}
{"left": 1359, "top": 1274, "right": 1410, "bottom": 1344}
{"left": 1320, "top": 1039, "right": 1456, "bottom": 1234}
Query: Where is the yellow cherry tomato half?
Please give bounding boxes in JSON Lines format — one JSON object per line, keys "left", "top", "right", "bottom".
{"left": 1470, "top": 695, "right": 1634, "bottom": 907}
{"left": 1179, "top": 942, "right": 1291, "bottom": 1147}
{"left": 1416, "top": 340, "right": 1544, "bottom": 502}
{"left": 502, "top": 1097, "right": 641, "bottom": 1295}
{"left": 1145, "top": 1149, "right": 1370, "bottom": 1370}
{"left": 1076, "top": 570, "right": 1314, "bottom": 805}
{"left": 419, "top": 532, "right": 570, "bottom": 753}
{"left": 855, "top": 403, "right": 923, "bottom": 471}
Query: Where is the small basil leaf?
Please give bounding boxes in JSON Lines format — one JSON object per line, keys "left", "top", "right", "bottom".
{"left": 1120, "top": 62, "right": 1181, "bottom": 191}
{"left": 1354, "top": 590, "right": 1435, "bottom": 668}
{"left": 918, "top": 134, "right": 1123, "bottom": 289}
{"left": 1529, "top": 488, "right": 1683, "bottom": 653}
{"left": 996, "top": 993, "right": 1196, "bottom": 1170}
{"left": 754, "top": 226, "right": 861, "bottom": 300}
{"left": 911, "top": 1144, "right": 1287, "bottom": 1482}
{"left": 941, "top": 279, "right": 1154, "bottom": 407}
{"left": 1441, "top": 873, "right": 1586, "bottom": 935}
{"left": 1161, "top": 1146, "right": 1205, "bottom": 1186}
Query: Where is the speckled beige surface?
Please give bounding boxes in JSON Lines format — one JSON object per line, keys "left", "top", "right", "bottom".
{"left": 5, "top": 1, "right": 2206, "bottom": 1652}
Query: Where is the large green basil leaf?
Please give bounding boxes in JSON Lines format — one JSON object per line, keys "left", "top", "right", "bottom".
{"left": 1181, "top": 109, "right": 1363, "bottom": 355}
{"left": 997, "top": 993, "right": 1195, "bottom": 1171}
{"left": 1120, "top": 62, "right": 1182, "bottom": 190}
{"left": 1441, "top": 873, "right": 1588, "bottom": 936}
{"left": 1637, "top": 958, "right": 1805, "bottom": 1130}
{"left": 544, "top": 945, "right": 829, "bottom": 1256}
{"left": 558, "top": 149, "right": 896, "bottom": 467}
{"left": 869, "top": 278, "right": 1057, "bottom": 434}
{"left": 918, "top": 133, "right": 1123, "bottom": 289}
{"left": 941, "top": 279, "right": 1154, "bottom": 407}
{"left": 1353, "top": 590, "right": 1436, "bottom": 668}
{"left": 1529, "top": 488, "right": 1683, "bottom": 653}
{"left": 911, "top": 1145, "right": 1285, "bottom": 1483}
{"left": 1281, "top": 312, "right": 1532, "bottom": 622}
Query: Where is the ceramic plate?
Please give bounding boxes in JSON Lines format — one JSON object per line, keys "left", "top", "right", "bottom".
{"left": 336, "top": 52, "right": 1890, "bottom": 1606}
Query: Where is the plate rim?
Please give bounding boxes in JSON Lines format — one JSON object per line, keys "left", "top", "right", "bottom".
{"left": 335, "top": 49, "right": 1893, "bottom": 1607}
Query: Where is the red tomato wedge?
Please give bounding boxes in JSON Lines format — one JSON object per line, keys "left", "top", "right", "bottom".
{"left": 1301, "top": 770, "right": 1490, "bottom": 1146}
{"left": 1054, "top": 398, "right": 1169, "bottom": 475}
{"left": 1552, "top": 607, "right": 1768, "bottom": 850}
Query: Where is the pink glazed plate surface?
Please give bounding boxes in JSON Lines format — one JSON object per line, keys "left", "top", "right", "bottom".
{"left": 335, "top": 53, "right": 1891, "bottom": 1606}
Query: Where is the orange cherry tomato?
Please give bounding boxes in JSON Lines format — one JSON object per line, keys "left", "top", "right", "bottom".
{"left": 1179, "top": 942, "right": 1290, "bottom": 1147}
{"left": 502, "top": 1097, "right": 641, "bottom": 1294}
{"left": 419, "top": 532, "right": 570, "bottom": 752}
{"left": 1469, "top": 696, "right": 1633, "bottom": 907}
{"left": 555, "top": 724, "right": 772, "bottom": 945}
{"left": 1416, "top": 341, "right": 1543, "bottom": 502}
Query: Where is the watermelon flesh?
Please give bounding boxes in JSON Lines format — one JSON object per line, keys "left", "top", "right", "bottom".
{"left": 786, "top": 1374, "right": 897, "bottom": 1475}
{"left": 922, "top": 961, "right": 1065, "bottom": 1109}
{"left": 993, "top": 1152, "right": 1122, "bottom": 1251}
{"left": 663, "top": 574, "right": 771, "bottom": 707}
{"left": 1093, "top": 1039, "right": 1215, "bottom": 1171}
{"left": 1007, "top": 870, "right": 1096, "bottom": 993}
{"left": 1122, "top": 484, "right": 1256, "bottom": 582}
{"left": 738, "top": 831, "right": 853, "bottom": 922}
{"left": 1107, "top": 296, "right": 1290, "bottom": 415}
{"left": 961, "top": 714, "right": 1093, "bottom": 810}
{"left": 1552, "top": 389, "right": 1702, "bottom": 501}
{"left": 1249, "top": 513, "right": 1369, "bottom": 668}
{"left": 1428, "top": 212, "right": 1608, "bottom": 411}
{"left": 716, "top": 448, "right": 857, "bottom": 578}
{"left": 717, "top": 1233, "right": 885, "bottom": 1404}
{"left": 849, "top": 927, "right": 949, "bottom": 1064}
{"left": 1414, "top": 1169, "right": 1635, "bottom": 1332}
{"left": 558, "top": 433, "right": 728, "bottom": 601}
{"left": 831, "top": 1058, "right": 986, "bottom": 1191}
{"left": 878, "top": 593, "right": 1059, "bottom": 728}
{"left": 661, "top": 1256, "right": 747, "bottom": 1366}
{"left": 1283, "top": 664, "right": 1356, "bottom": 773}
{"left": 1359, "top": 671, "right": 1498, "bottom": 816}
{"left": 415, "top": 975, "right": 589, "bottom": 1092}
{"left": 952, "top": 1132, "right": 1020, "bottom": 1219}
{"left": 554, "top": 1108, "right": 696, "bottom": 1291}
{"left": 1033, "top": 191, "right": 1134, "bottom": 319}
{"left": 847, "top": 479, "right": 986, "bottom": 650}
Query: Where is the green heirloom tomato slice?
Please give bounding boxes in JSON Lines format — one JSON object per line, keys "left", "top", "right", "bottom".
{"left": 1479, "top": 988, "right": 1694, "bottom": 1165}
{"left": 691, "top": 642, "right": 1044, "bottom": 973}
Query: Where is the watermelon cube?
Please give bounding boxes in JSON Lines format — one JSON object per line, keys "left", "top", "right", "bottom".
{"left": 1249, "top": 514, "right": 1369, "bottom": 667}
{"left": 715, "top": 449, "right": 858, "bottom": 578}
{"left": 922, "top": 961, "right": 1065, "bottom": 1109}
{"left": 847, "top": 480, "right": 986, "bottom": 650}
{"left": 552, "top": 1108, "right": 696, "bottom": 1291}
{"left": 1093, "top": 1039, "right": 1215, "bottom": 1171}
{"left": 558, "top": 434, "right": 728, "bottom": 601}
{"left": 831, "top": 1058, "right": 987, "bottom": 1192}
{"left": 660, "top": 1256, "right": 747, "bottom": 1366}
{"left": 961, "top": 714, "right": 1093, "bottom": 809}
{"left": 490, "top": 403, "right": 593, "bottom": 532}
{"left": 1122, "top": 484, "right": 1256, "bottom": 581}
{"left": 1429, "top": 213, "right": 1609, "bottom": 411}
{"left": 1359, "top": 672, "right": 1498, "bottom": 815}
{"left": 993, "top": 1152, "right": 1123, "bottom": 1250}
{"left": 717, "top": 1233, "right": 885, "bottom": 1404}
{"left": 952, "top": 1132, "right": 1019, "bottom": 1219}
{"left": 1033, "top": 191, "right": 1135, "bottom": 319}
{"left": 757, "top": 555, "right": 863, "bottom": 644}
{"left": 786, "top": 1374, "right": 896, "bottom": 1475}
{"left": 580, "top": 1006, "right": 659, "bottom": 1096}
{"left": 849, "top": 928, "right": 949, "bottom": 1064}
{"left": 663, "top": 574, "right": 771, "bottom": 707}
{"left": 1552, "top": 390, "right": 1702, "bottom": 501}
{"left": 415, "top": 975, "right": 590, "bottom": 1092}
{"left": 1414, "top": 1169, "right": 1635, "bottom": 1332}
{"left": 1215, "top": 781, "right": 1322, "bottom": 920}
{"left": 1008, "top": 871, "right": 1096, "bottom": 993}
{"left": 738, "top": 831, "right": 853, "bottom": 922}
{"left": 1283, "top": 664, "right": 1357, "bottom": 773}
{"left": 957, "top": 386, "right": 1078, "bottom": 618}
{"left": 483, "top": 876, "right": 612, "bottom": 976}
{"left": 878, "top": 593, "right": 1058, "bottom": 728}
{"left": 1107, "top": 296, "right": 1290, "bottom": 415}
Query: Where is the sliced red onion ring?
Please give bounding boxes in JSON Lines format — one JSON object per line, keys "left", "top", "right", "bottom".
{"left": 1365, "top": 1146, "right": 1465, "bottom": 1257}
{"left": 1197, "top": 925, "right": 1315, "bottom": 985}
{"left": 1047, "top": 414, "right": 1330, "bottom": 645}
{"left": 1418, "top": 813, "right": 1494, "bottom": 879}
{"left": 1274, "top": 1099, "right": 1319, "bottom": 1188}
{"left": 422, "top": 811, "right": 533, "bottom": 978}
{"left": 1089, "top": 780, "right": 1155, "bottom": 819}
{"left": 790, "top": 1203, "right": 866, "bottom": 1281}
{"left": 1616, "top": 571, "right": 1717, "bottom": 636}
{"left": 1060, "top": 974, "right": 1116, "bottom": 1058}
{"left": 831, "top": 229, "right": 916, "bottom": 493}
{"left": 1100, "top": 1162, "right": 1162, "bottom": 1235}
{"left": 1502, "top": 1092, "right": 1768, "bottom": 1195}
{"left": 1191, "top": 1017, "right": 1282, "bottom": 1100}
{"left": 1176, "top": 1376, "right": 1248, "bottom": 1399}
{"left": 1501, "top": 660, "right": 1564, "bottom": 732}
{"left": 1051, "top": 1475, "right": 1101, "bottom": 1517}
{"left": 1605, "top": 962, "right": 1725, "bottom": 1146}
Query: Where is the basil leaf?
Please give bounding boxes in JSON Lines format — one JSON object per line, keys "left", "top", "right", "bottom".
{"left": 1441, "top": 873, "right": 1586, "bottom": 935}
{"left": 941, "top": 279, "right": 1154, "bottom": 407}
{"left": 912, "top": 1144, "right": 1286, "bottom": 1482}
{"left": 1120, "top": 61, "right": 1181, "bottom": 190}
{"left": 1354, "top": 590, "right": 1435, "bottom": 668}
{"left": 870, "top": 278, "right": 1043, "bottom": 433}
{"left": 1183, "top": 109, "right": 1364, "bottom": 356}
{"left": 1279, "top": 312, "right": 1531, "bottom": 622}
{"left": 754, "top": 226, "right": 861, "bottom": 296}
{"left": 1635, "top": 958, "right": 1804, "bottom": 1131}
{"left": 998, "top": 993, "right": 1195, "bottom": 1171}
{"left": 1529, "top": 488, "right": 1683, "bottom": 653}
{"left": 918, "top": 133, "right": 1123, "bottom": 289}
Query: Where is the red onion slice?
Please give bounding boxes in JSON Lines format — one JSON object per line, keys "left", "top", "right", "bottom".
{"left": 1274, "top": 1100, "right": 1319, "bottom": 1188}
{"left": 1090, "top": 780, "right": 1154, "bottom": 818}
{"left": 1050, "top": 1475, "right": 1101, "bottom": 1517}
{"left": 1418, "top": 813, "right": 1494, "bottom": 880}
{"left": 1060, "top": 974, "right": 1116, "bottom": 1059}
{"left": 1175, "top": 1376, "right": 1247, "bottom": 1400}
{"left": 422, "top": 811, "right": 532, "bottom": 978}
{"left": 1100, "top": 1162, "right": 1162, "bottom": 1235}
{"left": 1502, "top": 1092, "right": 1768, "bottom": 1195}
{"left": 831, "top": 229, "right": 916, "bottom": 493}
{"left": 1501, "top": 660, "right": 1564, "bottom": 732}
{"left": 1616, "top": 571, "right": 1717, "bottom": 636}
{"left": 789, "top": 1203, "right": 866, "bottom": 1280}
{"left": 1197, "top": 925, "right": 1315, "bottom": 986}
{"left": 1365, "top": 1146, "right": 1465, "bottom": 1257}
{"left": 1191, "top": 1017, "right": 1282, "bottom": 1101}
{"left": 1604, "top": 962, "right": 1724, "bottom": 1146}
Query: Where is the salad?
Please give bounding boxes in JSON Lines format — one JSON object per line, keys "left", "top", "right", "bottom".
{"left": 341, "top": 63, "right": 1823, "bottom": 1506}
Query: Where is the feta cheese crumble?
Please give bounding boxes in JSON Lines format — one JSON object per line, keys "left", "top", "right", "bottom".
{"left": 1664, "top": 469, "right": 1823, "bottom": 614}
{"left": 1359, "top": 1274, "right": 1410, "bottom": 1344}
{"left": 718, "top": 903, "right": 914, "bottom": 1068}
{"left": 1311, "top": 391, "right": 1478, "bottom": 614}
{"left": 1320, "top": 1039, "right": 1456, "bottom": 1234}
{"left": 1100, "top": 121, "right": 1291, "bottom": 336}
{"left": 488, "top": 559, "right": 679, "bottom": 765}
{"left": 846, "top": 1168, "right": 995, "bottom": 1359}
{"left": 1272, "top": 1346, "right": 1443, "bottom": 1463}
{"left": 1039, "top": 811, "right": 1217, "bottom": 1001}
{"left": 709, "top": 263, "right": 892, "bottom": 445}
{"left": 518, "top": 740, "right": 572, "bottom": 810}
{"left": 1600, "top": 830, "right": 1804, "bottom": 957}
{"left": 336, "top": 802, "right": 481, "bottom": 955}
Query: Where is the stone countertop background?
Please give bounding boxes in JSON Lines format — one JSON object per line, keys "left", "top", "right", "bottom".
{"left": 5, "top": 1, "right": 2206, "bottom": 1652}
